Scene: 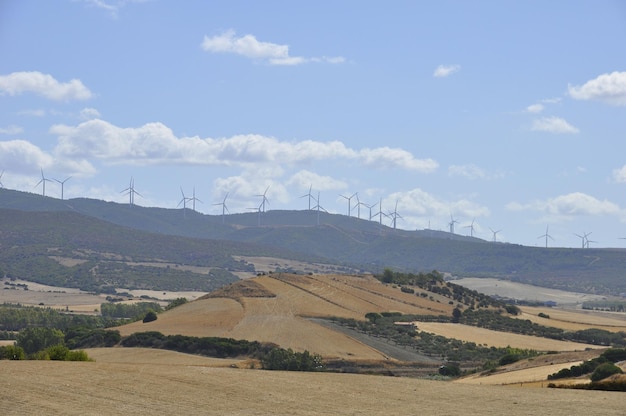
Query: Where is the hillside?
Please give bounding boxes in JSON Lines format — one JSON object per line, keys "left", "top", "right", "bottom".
{"left": 3, "top": 188, "right": 626, "bottom": 295}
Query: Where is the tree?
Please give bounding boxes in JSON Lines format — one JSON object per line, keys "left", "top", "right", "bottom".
{"left": 590, "top": 363, "right": 623, "bottom": 382}
{"left": 451, "top": 307, "right": 462, "bottom": 323}
{"left": 16, "top": 327, "right": 65, "bottom": 355}
{"left": 143, "top": 310, "right": 158, "bottom": 323}
{"left": 0, "top": 345, "right": 25, "bottom": 360}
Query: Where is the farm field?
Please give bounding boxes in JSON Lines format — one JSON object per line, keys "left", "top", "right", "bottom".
{"left": 413, "top": 322, "right": 602, "bottom": 351}
{"left": 3, "top": 355, "right": 626, "bottom": 416}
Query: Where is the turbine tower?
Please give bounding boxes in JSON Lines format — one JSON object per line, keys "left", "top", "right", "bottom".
{"left": 489, "top": 227, "right": 501, "bottom": 243}
{"left": 120, "top": 177, "right": 141, "bottom": 206}
{"left": 54, "top": 176, "right": 71, "bottom": 200}
{"left": 256, "top": 186, "right": 270, "bottom": 213}
{"left": 538, "top": 225, "right": 554, "bottom": 248}
{"left": 340, "top": 192, "right": 356, "bottom": 217}
{"left": 574, "top": 232, "right": 591, "bottom": 249}
{"left": 464, "top": 218, "right": 476, "bottom": 237}
{"left": 213, "top": 193, "right": 230, "bottom": 223}
{"left": 0, "top": 170, "right": 4, "bottom": 188}
{"left": 388, "top": 200, "right": 403, "bottom": 230}
{"left": 448, "top": 215, "right": 459, "bottom": 234}
{"left": 178, "top": 187, "right": 192, "bottom": 217}
{"left": 300, "top": 185, "right": 317, "bottom": 210}
{"left": 35, "top": 168, "right": 53, "bottom": 197}
{"left": 188, "top": 187, "right": 202, "bottom": 212}
{"left": 311, "top": 191, "right": 327, "bottom": 226}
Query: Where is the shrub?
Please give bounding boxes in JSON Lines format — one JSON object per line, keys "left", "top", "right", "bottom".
{"left": 16, "top": 327, "right": 65, "bottom": 355}
{"left": 143, "top": 311, "right": 158, "bottom": 323}
{"left": 439, "top": 363, "right": 461, "bottom": 377}
{"left": 498, "top": 353, "right": 521, "bottom": 366}
{"left": 0, "top": 345, "right": 25, "bottom": 360}
{"left": 590, "top": 363, "right": 623, "bottom": 382}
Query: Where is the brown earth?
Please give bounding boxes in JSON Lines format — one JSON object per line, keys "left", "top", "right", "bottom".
{"left": 3, "top": 354, "right": 626, "bottom": 416}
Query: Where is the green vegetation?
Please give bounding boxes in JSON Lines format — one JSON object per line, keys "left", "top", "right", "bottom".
{"left": 582, "top": 300, "right": 626, "bottom": 312}
{"left": 165, "top": 297, "right": 188, "bottom": 310}
{"left": 5, "top": 327, "right": 91, "bottom": 361}
{"left": 590, "top": 362, "right": 623, "bottom": 382}
{"left": 64, "top": 327, "right": 121, "bottom": 349}
{"left": 0, "top": 304, "right": 126, "bottom": 331}
{"left": 100, "top": 302, "right": 162, "bottom": 319}
{"left": 332, "top": 314, "right": 539, "bottom": 370}
{"left": 376, "top": 269, "right": 507, "bottom": 310}
{"left": 142, "top": 310, "right": 158, "bottom": 323}
{"left": 261, "top": 348, "right": 324, "bottom": 371}
{"left": 548, "top": 348, "right": 626, "bottom": 380}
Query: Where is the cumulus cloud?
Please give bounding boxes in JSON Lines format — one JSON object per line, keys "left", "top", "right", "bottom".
{"left": 388, "top": 188, "right": 490, "bottom": 220}
{"left": 448, "top": 164, "right": 487, "bottom": 180}
{"left": 613, "top": 166, "right": 626, "bottom": 183}
{"left": 201, "top": 30, "right": 344, "bottom": 65}
{"left": 568, "top": 71, "right": 626, "bottom": 105}
{"left": 287, "top": 170, "right": 347, "bottom": 192}
{"left": 0, "top": 125, "right": 23, "bottom": 135}
{"left": 50, "top": 119, "right": 438, "bottom": 172}
{"left": 433, "top": 64, "right": 460, "bottom": 78}
{"left": 531, "top": 116, "right": 579, "bottom": 134}
{"left": 507, "top": 192, "right": 621, "bottom": 218}
{"left": 0, "top": 71, "right": 93, "bottom": 101}
{"left": 80, "top": 107, "right": 101, "bottom": 120}
{"left": 526, "top": 103, "right": 544, "bottom": 113}
{"left": 0, "top": 139, "right": 95, "bottom": 177}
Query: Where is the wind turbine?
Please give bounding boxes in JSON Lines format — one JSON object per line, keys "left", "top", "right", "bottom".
{"left": 247, "top": 206, "right": 261, "bottom": 226}
{"left": 178, "top": 187, "right": 192, "bottom": 217}
{"left": 354, "top": 193, "right": 362, "bottom": 219}
{"left": 365, "top": 201, "right": 378, "bottom": 221}
{"left": 448, "top": 215, "right": 459, "bottom": 234}
{"left": 388, "top": 200, "right": 403, "bottom": 230}
{"left": 213, "top": 193, "right": 230, "bottom": 223}
{"left": 256, "top": 186, "right": 270, "bottom": 213}
{"left": 300, "top": 185, "right": 317, "bottom": 210}
{"left": 54, "top": 176, "right": 71, "bottom": 200}
{"left": 464, "top": 218, "right": 476, "bottom": 237}
{"left": 35, "top": 169, "right": 53, "bottom": 197}
{"left": 0, "top": 170, "right": 4, "bottom": 188}
{"left": 489, "top": 227, "right": 501, "bottom": 243}
{"left": 574, "top": 232, "right": 591, "bottom": 249}
{"left": 120, "top": 177, "right": 141, "bottom": 206}
{"left": 538, "top": 225, "right": 554, "bottom": 248}
{"left": 188, "top": 187, "right": 202, "bottom": 212}
{"left": 311, "top": 191, "right": 327, "bottom": 226}
{"left": 340, "top": 192, "right": 356, "bottom": 217}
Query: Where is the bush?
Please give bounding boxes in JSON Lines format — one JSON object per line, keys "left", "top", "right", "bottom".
{"left": 143, "top": 311, "right": 158, "bottom": 323}
{"left": 439, "top": 363, "right": 461, "bottom": 377}
{"left": 261, "top": 347, "right": 324, "bottom": 371}
{"left": 590, "top": 363, "right": 623, "bottom": 382}
{"left": 499, "top": 353, "right": 521, "bottom": 366}
{"left": 16, "top": 327, "right": 65, "bottom": 355}
{"left": 0, "top": 345, "right": 25, "bottom": 360}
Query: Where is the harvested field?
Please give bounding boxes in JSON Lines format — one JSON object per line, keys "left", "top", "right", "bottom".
{"left": 518, "top": 306, "right": 626, "bottom": 332}
{"left": 414, "top": 322, "right": 601, "bottom": 351}
{"left": 2, "top": 358, "right": 625, "bottom": 416}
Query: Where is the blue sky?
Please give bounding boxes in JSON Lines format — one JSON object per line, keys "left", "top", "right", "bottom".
{"left": 1, "top": 0, "right": 626, "bottom": 248}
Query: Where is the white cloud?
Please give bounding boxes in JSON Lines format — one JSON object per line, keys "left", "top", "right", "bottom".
{"left": 507, "top": 192, "right": 621, "bottom": 218}
{"left": 78, "top": 0, "right": 146, "bottom": 18}
{"left": 0, "top": 71, "right": 93, "bottom": 101}
{"left": 387, "top": 188, "right": 490, "bottom": 220}
{"left": 359, "top": 147, "right": 438, "bottom": 172}
{"left": 433, "top": 64, "right": 460, "bottom": 78}
{"left": 287, "top": 170, "right": 348, "bottom": 192}
{"left": 0, "top": 125, "right": 23, "bottom": 135}
{"left": 17, "top": 109, "right": 46, "bottom": 117}
{"left": 531, "top": 116, "right": 579, "bottom": 134}
{"left": 0, "top": 139, "right": 96, "bottom": 177}
{"left": 201, "top": 30, "right": 344, "bottom": 66}
{"left": 526, "top": 103, "right": 544, "bottom": 113}
{"left": 448, "top": 164, "right": 487, "bottom": 180}
{"left": 613, "top": 166, "right": 626, "bottom": 183}
{"left": 80, "top": 107, "right": 101, "bottom": 120}
{"left": 568, "top": 71, "right": 626, "bottom": 105}
{"left": 50, "top": 119, "right": 438, "bottom": 172}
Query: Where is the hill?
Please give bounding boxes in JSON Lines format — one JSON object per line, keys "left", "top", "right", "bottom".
{"left": 3, "top": 188, "right": 626, "bottom": 295}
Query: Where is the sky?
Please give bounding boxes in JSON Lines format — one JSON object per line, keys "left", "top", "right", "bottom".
{"left": 1, "top": 0, "right": 626, "bottom": 248}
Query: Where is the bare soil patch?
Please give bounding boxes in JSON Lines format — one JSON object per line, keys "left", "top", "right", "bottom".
{"left": 414, "top": 322, "right": 601, "bottom": 351}
{"left": 453, "top": 277, "right": 605, "bottom": 305}
{"left": 2, "top": 360, "right": 625, "bottom": 415}
{"left": 518, "top": 306, "right": 626, "bottom": 332}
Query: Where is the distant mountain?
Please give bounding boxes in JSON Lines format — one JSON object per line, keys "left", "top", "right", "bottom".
{"left": 2, "top": 188, "right": 626, "bottom": 295}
